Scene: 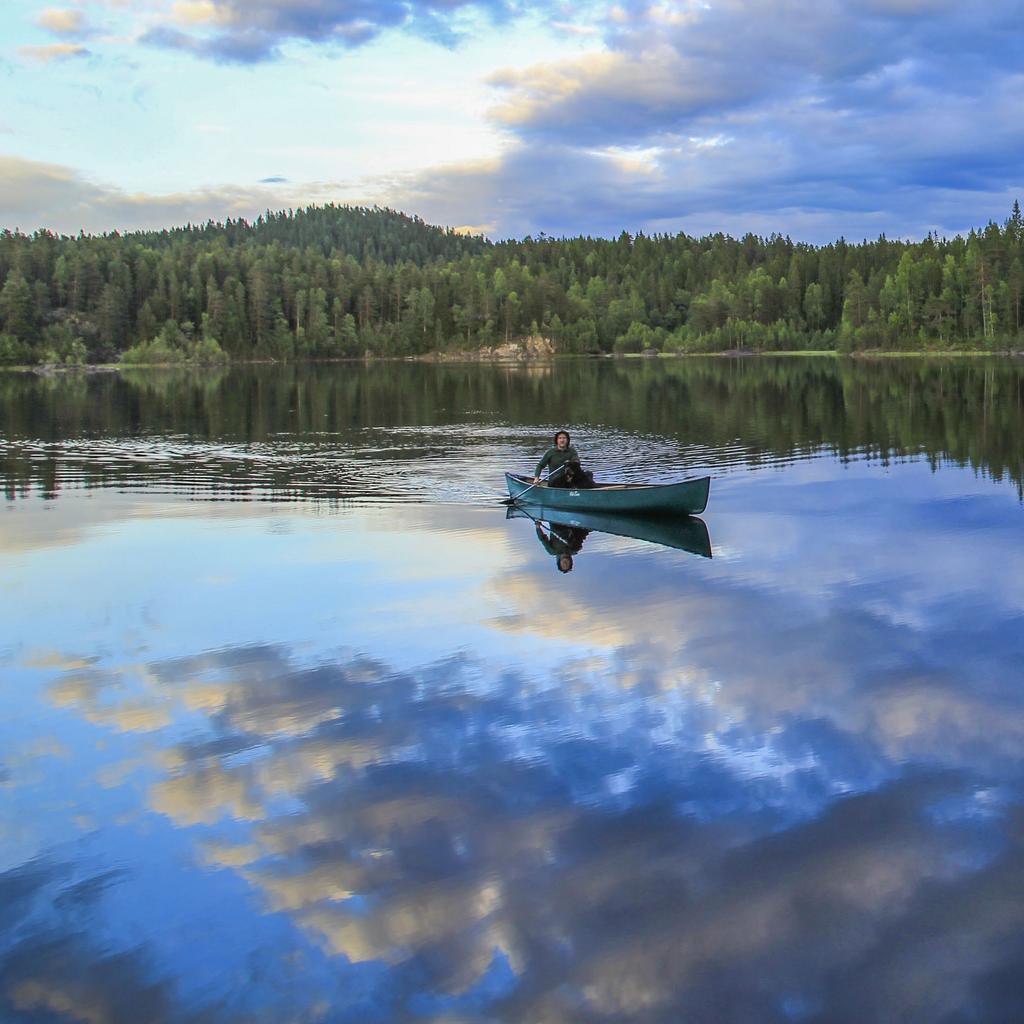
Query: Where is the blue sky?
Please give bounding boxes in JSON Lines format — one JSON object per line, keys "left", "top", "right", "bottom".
{"left": 1, "top": 0, "right": 1022, "bottom": 241}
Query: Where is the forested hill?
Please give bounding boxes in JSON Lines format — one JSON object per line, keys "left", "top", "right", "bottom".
{"left": 126, "top": 205, "right": 490, "bottom": 264}
{"left": 1, "top": 202, "right": 1022, "bottom": 366}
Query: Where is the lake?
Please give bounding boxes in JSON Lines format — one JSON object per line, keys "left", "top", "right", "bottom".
{"left": 2, "top": 357, "right": 1024, "bottom": 1023}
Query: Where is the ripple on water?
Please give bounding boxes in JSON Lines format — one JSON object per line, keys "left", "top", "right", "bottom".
{"left": 2, "top": 426, "right": 893, "bottom": 508}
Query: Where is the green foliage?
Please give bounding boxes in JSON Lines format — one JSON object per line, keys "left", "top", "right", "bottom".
{"left": 37, "top": 322, "right": 88, "bottom": 365}
{"left": 192, "top": 335, "right": 229, "bottom": 364}
{"left": 0, "top": 269, "right": 36, "bottom": 342}
{"left": 121, "top": 338, "right": 182, "bottom": 365}
{"left": 614, "top": 320, "right": 660, "bottom": 353}
{"left": 120, "top": 317, "right": 228, "bottom": 365}
{"left": 121, "top": 319, "right": 183, "bottom": 364}
{"left": 0, "top": 332, "right": 30, "bottom": 364}
{"left": 1, "top": 203, "right": 1023, "bottom": 363}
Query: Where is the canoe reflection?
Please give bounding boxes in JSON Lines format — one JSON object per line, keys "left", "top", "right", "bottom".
{"left": 507, "top": 503, "right": 712, "bottom": 562}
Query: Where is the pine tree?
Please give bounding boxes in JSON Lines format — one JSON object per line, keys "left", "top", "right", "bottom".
{"left": 0, "top": 270, "right": 36, "bottom": 342}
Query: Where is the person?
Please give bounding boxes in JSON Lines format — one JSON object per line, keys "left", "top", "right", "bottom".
{"left": 533, "top": 430, "right": 594, "bottom": 488}
{"left": 534, "top": 521, "right": 589, "bottom": 573}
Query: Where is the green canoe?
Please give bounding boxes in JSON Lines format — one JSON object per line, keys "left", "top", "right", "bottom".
{"left": 506, "top": 504, "right": 712, "bottom": 558}
{"left": 505, "top": 472, "right": 710, "bottom": 516}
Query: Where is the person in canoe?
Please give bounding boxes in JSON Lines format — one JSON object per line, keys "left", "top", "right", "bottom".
{"left": 533, "top": 429, "right": 594, "bottom": 488}
{"left": 534, "top": 520, "right": 589, "bottom": 573}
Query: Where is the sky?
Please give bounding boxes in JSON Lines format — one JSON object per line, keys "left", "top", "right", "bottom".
{"left": 1, "top": 0, "right": 1023, "bottom": 243}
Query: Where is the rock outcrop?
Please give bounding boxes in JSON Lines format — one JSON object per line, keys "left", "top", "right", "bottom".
{"left": 421, "top": 335, "right": 556, "bottom": 362}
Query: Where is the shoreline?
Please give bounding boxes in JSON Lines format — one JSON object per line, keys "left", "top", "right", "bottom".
{"left": 2, "top": 348, "right": 1022, "bottom": 375}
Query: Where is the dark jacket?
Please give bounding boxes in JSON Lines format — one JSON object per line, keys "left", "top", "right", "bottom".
{"left": 535, "top": 523, "right": 588, "bottom": 556}
{"left": 535, "top": 445, "right": 580, "bottom": 479}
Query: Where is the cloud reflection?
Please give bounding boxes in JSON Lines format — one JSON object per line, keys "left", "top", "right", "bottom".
{"left": 7, "top": 462, "right": 1024, "bottom": 1020}
{"left": 0, "top": 859, "right": 190, "bottom": 1024}
{"left": 19, "top": 617, "right": 1021, "bottom": 1020}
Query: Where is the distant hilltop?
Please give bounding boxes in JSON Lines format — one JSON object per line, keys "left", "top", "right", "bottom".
{"left": 118, "top": 204, "right": 491, "bottom": 264}
{"left": 1, "top": 201, "right": 1023, "bottom": 366}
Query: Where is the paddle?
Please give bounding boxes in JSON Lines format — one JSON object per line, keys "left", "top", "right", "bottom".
{"left": 509, "top": 500, "right": 576, "bottom": 548}
{"left": 506, "top": 461, "right": 570, "bottom": 502}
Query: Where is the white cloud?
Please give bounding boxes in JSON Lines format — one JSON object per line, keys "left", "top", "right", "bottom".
{"left": 4, "top": 1, "right": 1023, "bottom": 241}
{"left": 36, "top": 9, "right": 92, "bottom": 37}
{"left": 137, "top": 0, "right": 516, "bottom": 63}
{"left": 0, "top": 154, "right": 368, "bottom": 235}
{"left": 17, "top": 43, "right": 91, "bottom": 63}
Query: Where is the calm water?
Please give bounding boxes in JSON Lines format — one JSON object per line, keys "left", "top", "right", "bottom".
{"left": 2, "top": 358, "right": 1024, "bottom": 1023}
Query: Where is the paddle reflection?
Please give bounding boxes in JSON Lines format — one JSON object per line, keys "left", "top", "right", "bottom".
{"left": 508, "top": 503, "right": 713, "bottom": 568}
{"left": 532, "top": 520, "right": 590, "bottom": 573}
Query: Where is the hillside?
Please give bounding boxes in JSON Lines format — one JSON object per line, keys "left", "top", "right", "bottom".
{"left": 0, "top": 202, "right": 1022, "bottom": 365}
{"left": 125, "top": 204, "right": 491, "bottom": 264}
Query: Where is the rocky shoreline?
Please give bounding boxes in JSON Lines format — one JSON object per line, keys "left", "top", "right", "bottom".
{"left": 7, "top": 337, "right": 1024, "bottom": 375}
{"left": 416, "top": 335, "right": 556, "bottom": 362}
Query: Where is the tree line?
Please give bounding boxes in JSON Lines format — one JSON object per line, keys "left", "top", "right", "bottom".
{"left": 1, "top": 202, "right": 1023, "bottom": 365}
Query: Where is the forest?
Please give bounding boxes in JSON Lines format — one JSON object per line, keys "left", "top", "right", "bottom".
{"left": 1, "top": 202, "right": 1023, "bottom": 365}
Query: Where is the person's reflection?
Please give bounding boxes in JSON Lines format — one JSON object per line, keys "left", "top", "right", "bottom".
{"left": 534, "top": 521, "right": 589, "bottom": 573}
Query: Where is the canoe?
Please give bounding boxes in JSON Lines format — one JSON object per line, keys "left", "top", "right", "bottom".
{"left": 505, "top": 472, "right": 710, "bottom": 516}
{"left": 506, "top": 504, "right": 712, "bottom": 558}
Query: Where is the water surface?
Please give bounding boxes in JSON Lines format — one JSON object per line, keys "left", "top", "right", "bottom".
{"left": 2, "top": 358, "right": 1024, "bottom": 1023}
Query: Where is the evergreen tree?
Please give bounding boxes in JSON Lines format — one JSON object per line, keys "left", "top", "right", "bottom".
{"left": 0, "top": 270, "right": 36, "bottom": 343}
{"left": 0, "top": 201, "right": 1022, "bottom": 363}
